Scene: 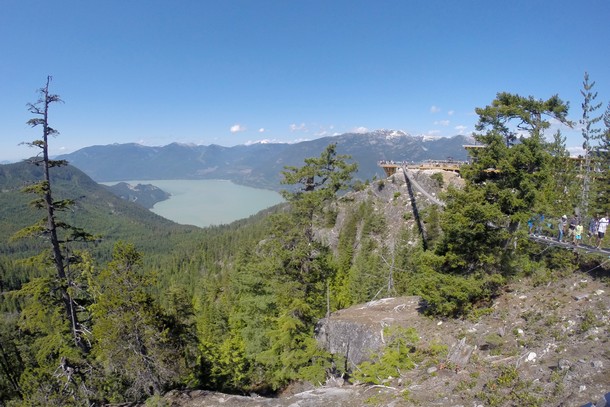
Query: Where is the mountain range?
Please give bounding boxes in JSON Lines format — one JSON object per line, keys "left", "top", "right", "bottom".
{"left": 58, "top": 130, "right": 473, "bottom": 190}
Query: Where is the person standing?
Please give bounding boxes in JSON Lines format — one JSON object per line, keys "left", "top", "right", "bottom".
{"left": 567, "top": 214, "right": 577, "bottom": 241}
{"left": 588, "top": 216, "right": 598, "bottom": 246}
{"left": 558, "top": 215, "right": 567, "bottom": 242}
{"left": 574, "top": 222, "right": 583, "bottom": 246}
{"left": 597, "top": 214, "right": 609, "bottom": 249}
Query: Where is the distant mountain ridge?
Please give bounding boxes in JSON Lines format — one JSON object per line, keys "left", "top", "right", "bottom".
{"left": 58, "top": 130, "right": 473, "bottom": 190}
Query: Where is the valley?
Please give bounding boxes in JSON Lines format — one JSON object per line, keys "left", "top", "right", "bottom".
{"left": 1, "top": 125, "right": 608, "bottom": 406}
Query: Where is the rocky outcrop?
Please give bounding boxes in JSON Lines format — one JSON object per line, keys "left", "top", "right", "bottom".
{"left": 316, "top": 296, "right": 450, "bottom": 368}
{"left": 121, "top": 273, "right": 608, "bottom": 407}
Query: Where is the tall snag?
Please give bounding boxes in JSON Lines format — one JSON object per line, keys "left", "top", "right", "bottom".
{"left": 16, "top": 76, "right": 95, "bottom": 351}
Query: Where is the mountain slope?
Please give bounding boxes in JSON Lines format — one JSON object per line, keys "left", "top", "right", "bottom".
{"left": 57, "top": 131, "right": 473, "bottom": 189}
{"left": 0, "top": 161, "right": 200, "bottom": 261}
{"left": 103, "top": 182, "right": 171, "bottom": 209}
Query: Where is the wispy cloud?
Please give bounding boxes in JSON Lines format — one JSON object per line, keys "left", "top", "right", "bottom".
{"left": 454, "top": 125, "right": 467, "bottom": 134}
{"left": 434, "top": 120, "right": 450, "bottom": 126}
{"left": 230, "top": 124, "right": 246, "bottom": 133}
{"left": 258, "top": 128, "right": 265, "bottom": 133}
{"left": 313, "top": 124, "right": 336, "bottom": 137}
{"left": 352, "top": 126, "right": 369, "bottom": 134}
{"left": 245, "top": 137, "right": 311, "bottom": 145}
{"left": 427, "top": 130, "right": 441, "bottom": 136}
{"left": 245, "top": 138, "right": 277, "bottom": 145}
{"left": 289, "top": 123, "right": 307, "bottom": 132}
{"left": 430, "top": 105, "right": 441, "bottom": 113}
{"left": 448, "top": 110, "right": 455, "bottom": 116}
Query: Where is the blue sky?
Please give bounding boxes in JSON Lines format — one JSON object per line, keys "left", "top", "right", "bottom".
{"left": 1, "top": 0, "right": 609, "bottom": 162}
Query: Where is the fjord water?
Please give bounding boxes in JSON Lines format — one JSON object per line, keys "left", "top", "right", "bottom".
{"left": 115, "top": 180, "right": 283, "bottom": 227}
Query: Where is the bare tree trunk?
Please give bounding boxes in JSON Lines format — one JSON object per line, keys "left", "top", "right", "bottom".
{"left": 35, "top": 77, "right": 83, "bottom": 350}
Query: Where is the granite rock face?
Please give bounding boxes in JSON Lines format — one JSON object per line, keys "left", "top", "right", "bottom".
{"left": 316, "top": 296, "right": 433, "bottom": 367}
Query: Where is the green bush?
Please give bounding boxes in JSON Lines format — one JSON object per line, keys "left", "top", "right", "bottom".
{"left": 430, "top": 172, "right": 444, "bottom": 188}
{"left": 324, "top": 208, "right": 338, "bottom": 227}
{"left": 352, "top": 180, "right": 366, "bottom": 192}
{"left": 353, "top": 326, "right": 419, "bottom": 384}
{"left": 412, "top": 270, "right": 504, "bottom": 318}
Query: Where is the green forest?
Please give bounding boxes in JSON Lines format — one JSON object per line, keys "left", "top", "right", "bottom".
{"left": 0, "top": 74, "right": 609, "bottom": 406}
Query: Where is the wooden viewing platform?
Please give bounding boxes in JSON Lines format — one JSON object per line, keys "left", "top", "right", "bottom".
{"left": 379, "top": 160, "right": 466, "bottom": 177}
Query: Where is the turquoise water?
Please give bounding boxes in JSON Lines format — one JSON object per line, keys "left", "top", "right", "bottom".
{"left": 106, "top": 180, "right": 284, "bottom": 228}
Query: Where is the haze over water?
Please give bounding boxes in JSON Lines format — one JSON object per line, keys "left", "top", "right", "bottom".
{"left": 117, "top": 180, "right": 284, "bottom": 228}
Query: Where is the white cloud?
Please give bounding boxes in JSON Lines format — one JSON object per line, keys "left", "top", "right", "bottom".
{"left": 567, "top": 146, "right": 585, "bottom": 157}
{"left": 434, "top": 120, "right": 450, "bottom": 126}
{"left": 258, "top": 128, "right": 265, "bottom": 133}
{"left": 230, "top": 124, "right": 246, "bottom": 133}
{"left": 289, "top": 123, "right": 307, "bottom": 132}
{"left": 454, "top": 125, "right": 467, "bottom": 134}
{"left": 448, "top": 110, "right": 455, "bottom": 116}
{"left": 312, "top": 124, "right": 337, "bottom": 137}
{"left": 430, "top": 105, "right": 441, "bottom": 113}
{"left": 245, "top": 139, "right": 276, "bottom": 145}
{"left": 427, "top": 130, "right": 441, "bottom": 136}
{"left": 516, "top": 129, "right": 530, "bottom": 139}
{"left": 352, "top": 126, "right": 369, "bottom": 134}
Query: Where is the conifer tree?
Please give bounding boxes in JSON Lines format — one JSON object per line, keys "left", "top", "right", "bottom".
{"left": 475, "top": 92, "right": 570, "bottom": 147}
{"left": 440, "top": 93, "right": 571, "bottom": 276}
{"left": 16, "top": 76, "right": 96, "bottom": 349}
{"left": 11, "top": 77, "right": 98, "bottom": 405}
{"left": 579, "top": 72, "right": 603, "bottom": 218}
{"left": 591, "top": 102, "right": 610, "bottom": 215}
{"left": 224, "top": 144, "right": 356, "bottom": 389}
{"left": 280, "top": 143, "right": 358, "bottom": 242}
{"left": 89, "top": 242, "right": 188, "bottom": 401}
{"left": 0, "top": 314, "right": 23, "bottom": 400}
{"left": 541, "top": 130, "right": 579, "bottom": 216}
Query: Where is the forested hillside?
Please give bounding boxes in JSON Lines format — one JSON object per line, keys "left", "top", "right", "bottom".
{"left": 102, "top": 182, "right": 171, "bottom": 209}
{"left": 1, "top": 78, "right": 609, "bottom": 406}
{"left": 0, "top": 161, "right": 200, "bottom": 262}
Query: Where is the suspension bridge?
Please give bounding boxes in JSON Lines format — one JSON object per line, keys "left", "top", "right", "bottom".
{"left": 379, "top": 161, "right": 610, "bottom": 257}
